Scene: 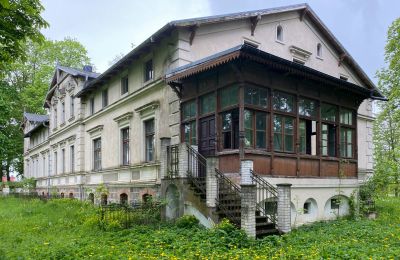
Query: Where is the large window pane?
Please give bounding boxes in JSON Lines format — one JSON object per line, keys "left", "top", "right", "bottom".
{"left": 244, "top": 110, "right": 253, "bottom": 147}
{"left": 200, "top": 93, "right": 215, "bottom": 115}
{"left": 321, "top": 103, "right": 337, "bottom": 122}
{"left": 273, "top": 115, "right": 282, "bottom": 151}
{"left": 121, "top": 128, "right": 130, "bottom": 165}
{"left": 256, "top": 112, "right": 267, "bottom": 149}
{"left": 182, "top": 100, "right": 196, "bottom": 120}
{"left": 322, "top": 123, "right": 336, "bottom": 156}
{"left": 340, "top": 128, "right": 353, "bottom": 158}
{"left": 274, "top": 115, "right": 294, "bottom": 152}
{"left": 93, "top": 138, "right": 101, "bottom": 170}
{"left": 273, "top": 91, "right": 294, "bottom": 112}
{"left": 221, "top": 109, "right": 239, "bottom": 149}
{"left": 299, "top": 120, "right": 306, "bottom": 153}
{"left": 284, "top": 117, "right": 294, "bottom": 152}
{"left": 183, "top": 121, "right": 196, "bottom": 145}
{"left": 220, "top": 85, "right": 238, "bottom": 109}
{"left": 340, "top": 108, "right": 353, "bottom": 125}
{"left": 245, "top": 86, "right": 268, "bottom": 108}
{"left": 299, "top": 98, "right": 317, "bottom": 117}
{"left": 145, "top": 119, "right": 155, "bottom": 161}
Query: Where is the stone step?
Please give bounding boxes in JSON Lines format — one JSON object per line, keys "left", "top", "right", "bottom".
{"left": 256, "top": 228, "right": 279, "bottom": 238}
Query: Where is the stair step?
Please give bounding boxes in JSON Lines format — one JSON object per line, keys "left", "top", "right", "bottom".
{"left": 256, "top": 228, "right": 279, "bottom": 237}
{"left": 256, "top": 222, "right": 275, "bottom": 229}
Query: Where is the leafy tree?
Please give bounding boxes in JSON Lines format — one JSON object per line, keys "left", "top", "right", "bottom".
{"left": 0, "top": 0, "right": 48, "bottom": 72}
{"left": 374, "top": 17, "right": 400, "bottom": 196}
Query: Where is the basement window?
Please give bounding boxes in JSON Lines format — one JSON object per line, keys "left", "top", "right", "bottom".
{"left": 331, "top": 198, "right": 340, "bottom": 209}
{"left": 303, "top": 202, "right": 311, "bottom": 214}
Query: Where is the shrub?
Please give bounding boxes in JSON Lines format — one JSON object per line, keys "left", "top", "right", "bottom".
{"left": 176, "top": 215, "right": 199, "bottom": 228}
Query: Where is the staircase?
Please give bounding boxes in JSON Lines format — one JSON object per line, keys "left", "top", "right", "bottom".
{"left": 186, "top": 145, "right": 207, "bottom": 202}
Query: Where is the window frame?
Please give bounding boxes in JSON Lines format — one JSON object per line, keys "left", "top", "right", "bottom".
{"left": 121, "top": 127, "right": 130, "bottom": 165}
{"left": 102, "top": 89, "right": 108, "bottom": 108}
{"left": 144, "top": 59, "right": 154, "bottom": 82}
{"left": 93, "top": 138, "right": 102, "bottom": 171}
{"left": 70, "top": 145, "right": 75, "bottom": 173}
{"left": 121, "top": 76, "right": 129, "bottom": 95}
{"left": 276, "top": 24, "right": 284, "bottom": 42}
{"left": 144, "top": 119, "right": 155, "bottom": 162}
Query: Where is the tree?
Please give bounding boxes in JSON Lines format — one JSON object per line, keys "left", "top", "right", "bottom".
{"left": 374, "top": 17, "right": 400, "bottom": 196}
{"left": 0, "top": 0, "right": 48, "bottom": 72}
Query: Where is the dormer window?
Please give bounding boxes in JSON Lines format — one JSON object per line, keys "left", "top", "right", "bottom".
{"left": 317, "top": 43, "right": 322, "bottom": 58}
{"left": 276, "top": 25, "right": 283, "bottom": 42}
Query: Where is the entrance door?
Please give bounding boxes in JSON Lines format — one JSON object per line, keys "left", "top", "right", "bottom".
{"left": 199, "top": 116, "right": 215, "bottom": 156}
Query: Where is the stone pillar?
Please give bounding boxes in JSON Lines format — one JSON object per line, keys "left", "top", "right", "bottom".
{"left": 240, "top": 159, "right": 253, "bottom": 185}
{"left": 241, "top": 184, "right": 256, "bottom": 238}
{"left": 206, "top": 157, "right": 218, "bottom": 208}
{"left": 160, "top": 137, "right": 171, "bottom": 179}
{"left": 277, "top": 183, "right": 292, "bottom": 233}
{"left": 178, "top": 143, "right": 188, "bottom": 178}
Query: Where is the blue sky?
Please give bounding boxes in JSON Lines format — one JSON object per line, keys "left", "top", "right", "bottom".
{"left": 41, "top": 0, "right": 399, "bottom": 84}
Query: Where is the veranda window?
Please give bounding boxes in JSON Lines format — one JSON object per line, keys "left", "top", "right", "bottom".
{"left": 220, "top": 85, "right": 238, "bottom": 109}
{"left": 321, "top": 103, "right": 337, "bottom": 156}
{"left": 244, "top": 85, "right": 268, "bottom": 108}
{"left": 244, "top": 110, "right": 267, "bottom": 149}
{"left": 273, "top": 91, "right": 294, "bottom": 112}
{"left": 340, "top": 128, "right": 353, "bottom": 158}
{"left": 273, "top": 115, "right": 294, "bottom": 152}
{"left": 182, "top": 100, "right": 196, "bottom": 145}
{"left": 299, "top": 98, "right": 317, "bottom": 155}
{"left": 221, "top": 109, "right": 239, "bottom": 149}
{"left": 200, "top": 93, "right": 215, "bottom": 115}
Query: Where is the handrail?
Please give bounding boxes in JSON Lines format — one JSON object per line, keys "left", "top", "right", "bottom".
{"left": 186, "top": 143, "right": 207, "bottom": 194}
{"left": 166, "top": 144, "right": 179, "bottom": 178}
{"left": 215, "top": 168, "right": 241, "bottom": 194}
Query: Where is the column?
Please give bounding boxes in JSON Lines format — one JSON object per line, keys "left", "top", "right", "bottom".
{"left": 241, "top": 184, "right": 256, "bottom": 238}
{"left": 277, "top": 183, "right": 292, "bottom": 233}
{"left": 240, "top": 159, "right": 253, "bottom": 185}
{"left": 160, "top": 137, "right": 171, "bottom": 179}
{"left": 206, "top": 157, "right": 218, "bottom": 207}
{"left": 178, "top": 143, "right": 188, "bottom": 178}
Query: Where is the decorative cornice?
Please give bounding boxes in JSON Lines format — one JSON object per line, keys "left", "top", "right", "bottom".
{"left": 113, "top": 112, "right": 133, "bottom": 123}
{"left": 87, "top": 125, "right": 104, "bottom": 135}
{"left": 289, "top": 45, "right": 312, "bottom": 61}
{"left": 135, "top": 101, "right": 159, "bottom": 117}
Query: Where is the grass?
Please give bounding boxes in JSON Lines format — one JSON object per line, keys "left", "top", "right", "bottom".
{"left": 0, "top": 196, "right": 399, "bottom": 259}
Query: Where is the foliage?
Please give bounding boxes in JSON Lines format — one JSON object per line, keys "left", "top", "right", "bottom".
{"left": 0, "top": 0, "right": 48, "bottom": 72}
{"left": 0, "top": 197, "right": 399, "bottom": 258}
{"left": 175, "top": 215, "right": 199, "bottom": 228}
{"left": 374, "top": 17, "right": 400, "bottom": 196}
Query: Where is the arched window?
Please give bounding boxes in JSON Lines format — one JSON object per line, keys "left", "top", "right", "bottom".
{"left": 88, "top": 193, "right": 94, "bottom": 204}
{"left": 60, "top": 192, "right": 64, "bottom": 198}
{"left": 120, "top": 193, "right": 128, "bottom": 205}
{"left": 69, "top": 192, "right": 74, "bottom": 199}
{"left": 317, "top": 43, "right": 322, "bottom": 57}
{"left": 101, "top": 193, "right": 108, "bottom": 205}
{"left": 142, "top": 193, "right": 152, "bottom": 204}
{"left": 276, "top": 25, "right": 283, "bottom": 42}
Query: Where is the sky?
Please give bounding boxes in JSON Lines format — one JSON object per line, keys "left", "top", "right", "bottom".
{"left": 40, "top": 0, "right": 400, "bottom": 84}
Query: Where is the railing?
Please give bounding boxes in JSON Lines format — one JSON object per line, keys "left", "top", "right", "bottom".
{"left": 187, "top": 144, "right": 207, "bottom": 194}
{"left": 250, "top": 170, "right": 277, "bottom": 224}
{"left": 215, "top": 168, "right": 241, "bottom": 227}
{"left": 166, "top": 144, "right": 179, "bottom": 178}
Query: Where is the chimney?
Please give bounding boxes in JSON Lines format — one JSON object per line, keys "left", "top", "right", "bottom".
{"left": 83, "top": 65, "right": 93, "bottom": 72}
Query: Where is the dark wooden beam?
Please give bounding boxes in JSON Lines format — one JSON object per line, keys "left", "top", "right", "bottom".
{"left": 300, "top": 9, "right": 307, "bottom": 22}
{"left": 250, "top": 15, "right": 261, "bottom": 36}
{"left": 169, "top": 82, "right": 183, "bottom": 99}
{"left": 189, "top": 24, "right": 199, "bottom": 45}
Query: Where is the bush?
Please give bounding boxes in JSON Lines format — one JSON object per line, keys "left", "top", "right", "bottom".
{"left": 176, "top": 215, "right": 199, "bottom": 228}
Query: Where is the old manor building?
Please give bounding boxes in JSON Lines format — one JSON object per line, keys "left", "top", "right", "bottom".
{"left": 23, "top": 4, "right": 383, "bottom": 237}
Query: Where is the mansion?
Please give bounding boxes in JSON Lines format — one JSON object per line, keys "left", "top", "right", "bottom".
{"left": 23, "top": 4, "right": 383, "bottom": 236}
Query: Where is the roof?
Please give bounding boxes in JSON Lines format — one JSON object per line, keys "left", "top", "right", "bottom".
{"left": 56, "top": 65, "right": 100, "bottom": 79}
{"left": 76, "top": 3, "right": 380, "bottom": 98}
{"left": 23, "top": 112, "right": 49, "bottom": 123}
{"left": 166, "top": 44, "right": 384, "bottom": 99}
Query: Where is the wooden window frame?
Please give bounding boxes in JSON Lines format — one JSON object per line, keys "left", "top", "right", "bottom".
{"left": 121, "top": 127, "right": 130, "bottom": 165}
{"left": 93, "top": 138, "right": 102, "bottom": 171}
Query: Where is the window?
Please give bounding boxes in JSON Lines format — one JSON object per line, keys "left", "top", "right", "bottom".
{"left": 321, "top": 123, "right": 336, "bottom": 156}
{"left": 121, "top": 128, "right": 130, "bottom": 165}
{"left": 61, "top": 148, "right": 65, "bottom": 173}
{"left": 89, "top": 97, "right": 94, "bottom": 115}
{"left": 93, "top": 138, "right": 101, "bottom": 170}
{"left": 61, "top": 103, "right": 65, "bottom": 124}
{"left": 321, "top": 103, "right": 337, "bottom": 122}
{"left": 70, "top": 96, "right": 75, "bottom": 118}
{"left": 273, "top": 91, "right": 294, "bottom": 112}
{"left": 303, "top": 202, "right": 311, "bottom": 214}
{"left": 182, "top": 100, "right": 197, "bottom": 145}
{"left": 70, "top": 145, "right": 75, "bottom": 173}
{"left": 54, "top": 152, "right": 57, "bottom": 175}
{"left": 244, "top": 110, "right": 267, "bottom": 149}
{"left": 299, "top": 98, "right": 317, "bottom": 118}
{"left": 121, "top": 76, "right": 129, "bottom": 95}
{"left": 317, "top": 43, "right": 322, "bottom": 57}
{"left": 102, "top": 89, "right": 108, "bottom": 108}
{"left": 340, "top": 128, "right": 353, "bottom": 158}
{"left": 220, "top": 85, "right": 239, "bottom": 109}
{"left": 340, "top": 108, "right": 353, "bottom": 125}
{"left": 331, "top": 198, "right": 340, "bottom": 209}
{"left": 221, "top": 109, "right": 239, "bottom": 149}
{"left": 299, "top": 98, "right": 317, "bottom": 155}
{"left": 276, "top": 25, "right": 283, "bottom": 42}
{"left": 145, "top": 119, "right": 155, "bottom": 161}
{"left": 273, "top": 115, "right": 294, "bottom": 152}
{"left": 245, "top": 85, "right": 268, "bottom": 108}
{"left": 200, "top": 93, "right": 215, "bottom": 115}
{"left": 144, "top": 59, "right": 153, "bottom": 82}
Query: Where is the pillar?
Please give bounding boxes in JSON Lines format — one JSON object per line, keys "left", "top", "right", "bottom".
{"left": 277, "top": 183, "right": 292, "bottom": 233}
{"left": 206, "top": 157, "right": 218, "bottom": 208}
{"left": 240, "top": 159, "right": 253, "bottom": 185}
{"left": 160, "top": 137, "right": 171, "bottom": 179}
{"left": 241, "top": 184, "right": 256, "bottom": 238}
{"left": 178, "top": 143, "right": 188, "bottom": 178}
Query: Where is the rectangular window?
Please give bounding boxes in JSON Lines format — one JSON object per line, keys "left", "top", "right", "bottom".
{"left": 298, "top": 98, "right": 317, "bottom": 118}
{"left": 340, "top": 108, "right": 353, "bottom": 125}
{"left": 273, "top": 91, "right": 294, "bottom": 113}
{"left": 70, "top": 96, "right": 75, "bottom": 118}
{"left": 244, "top": 86, "right": 268, "bottom": 108}
{"left": 273, "top": 115, "right": 294, "bottom": 152}
{"left": 121, "top": 128, "right": 130, "bottom": 165}
{"left": 244, "top": 110, "right": 253, "bottom": 147}
{"left": 61, "top": 103, "right": 65, "bottom": 124}
{"left": 144, "top": 59, "right": 153, "bottom": 82}
{"left": 183, "top": 121, "right": 196, "bottom": 145}
{"left": 340, "top": 128, "right": 353, "bottom": 158}
{"left": 70, "top": 145, "right": 75, "bottom": 173}
{"left": 220, "top": 85, "right": 239, "bottom": 109}
{"left": 121, "top": 76, "right": 129, "bottom": 95}
{"left": 200, "top": 93, "right": 215, "bottom": 115}
{"left": 182, "top": 100, "right": 196, "bottom": 120}
{"left": 299, "top": 120, "right": 317, "bottom": 155}
{"left": 90, "top": 97, "right": 94, "bottom": 115}
{"left": 321, "top": 124, "right": 336, "bottom": 156}
{"left": 93, "top": 138, "right": 102, "bottom": 170}
{"left": 145, "top": 119, "right": 155, "bottom": 161}
{"left": 102, "top": 89, "right": 108, "bottom": 108}
{"left": 54, "top": 152, "right": 57, "bottom": 175}
{"left": 221, "top": 109, "right": 239, "bottom": 149}
{"left": 61, "top": 148, "right": 65, "bottom": 173}
{"left": 321, "top": 103, "right": 337, "bottom": 122}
